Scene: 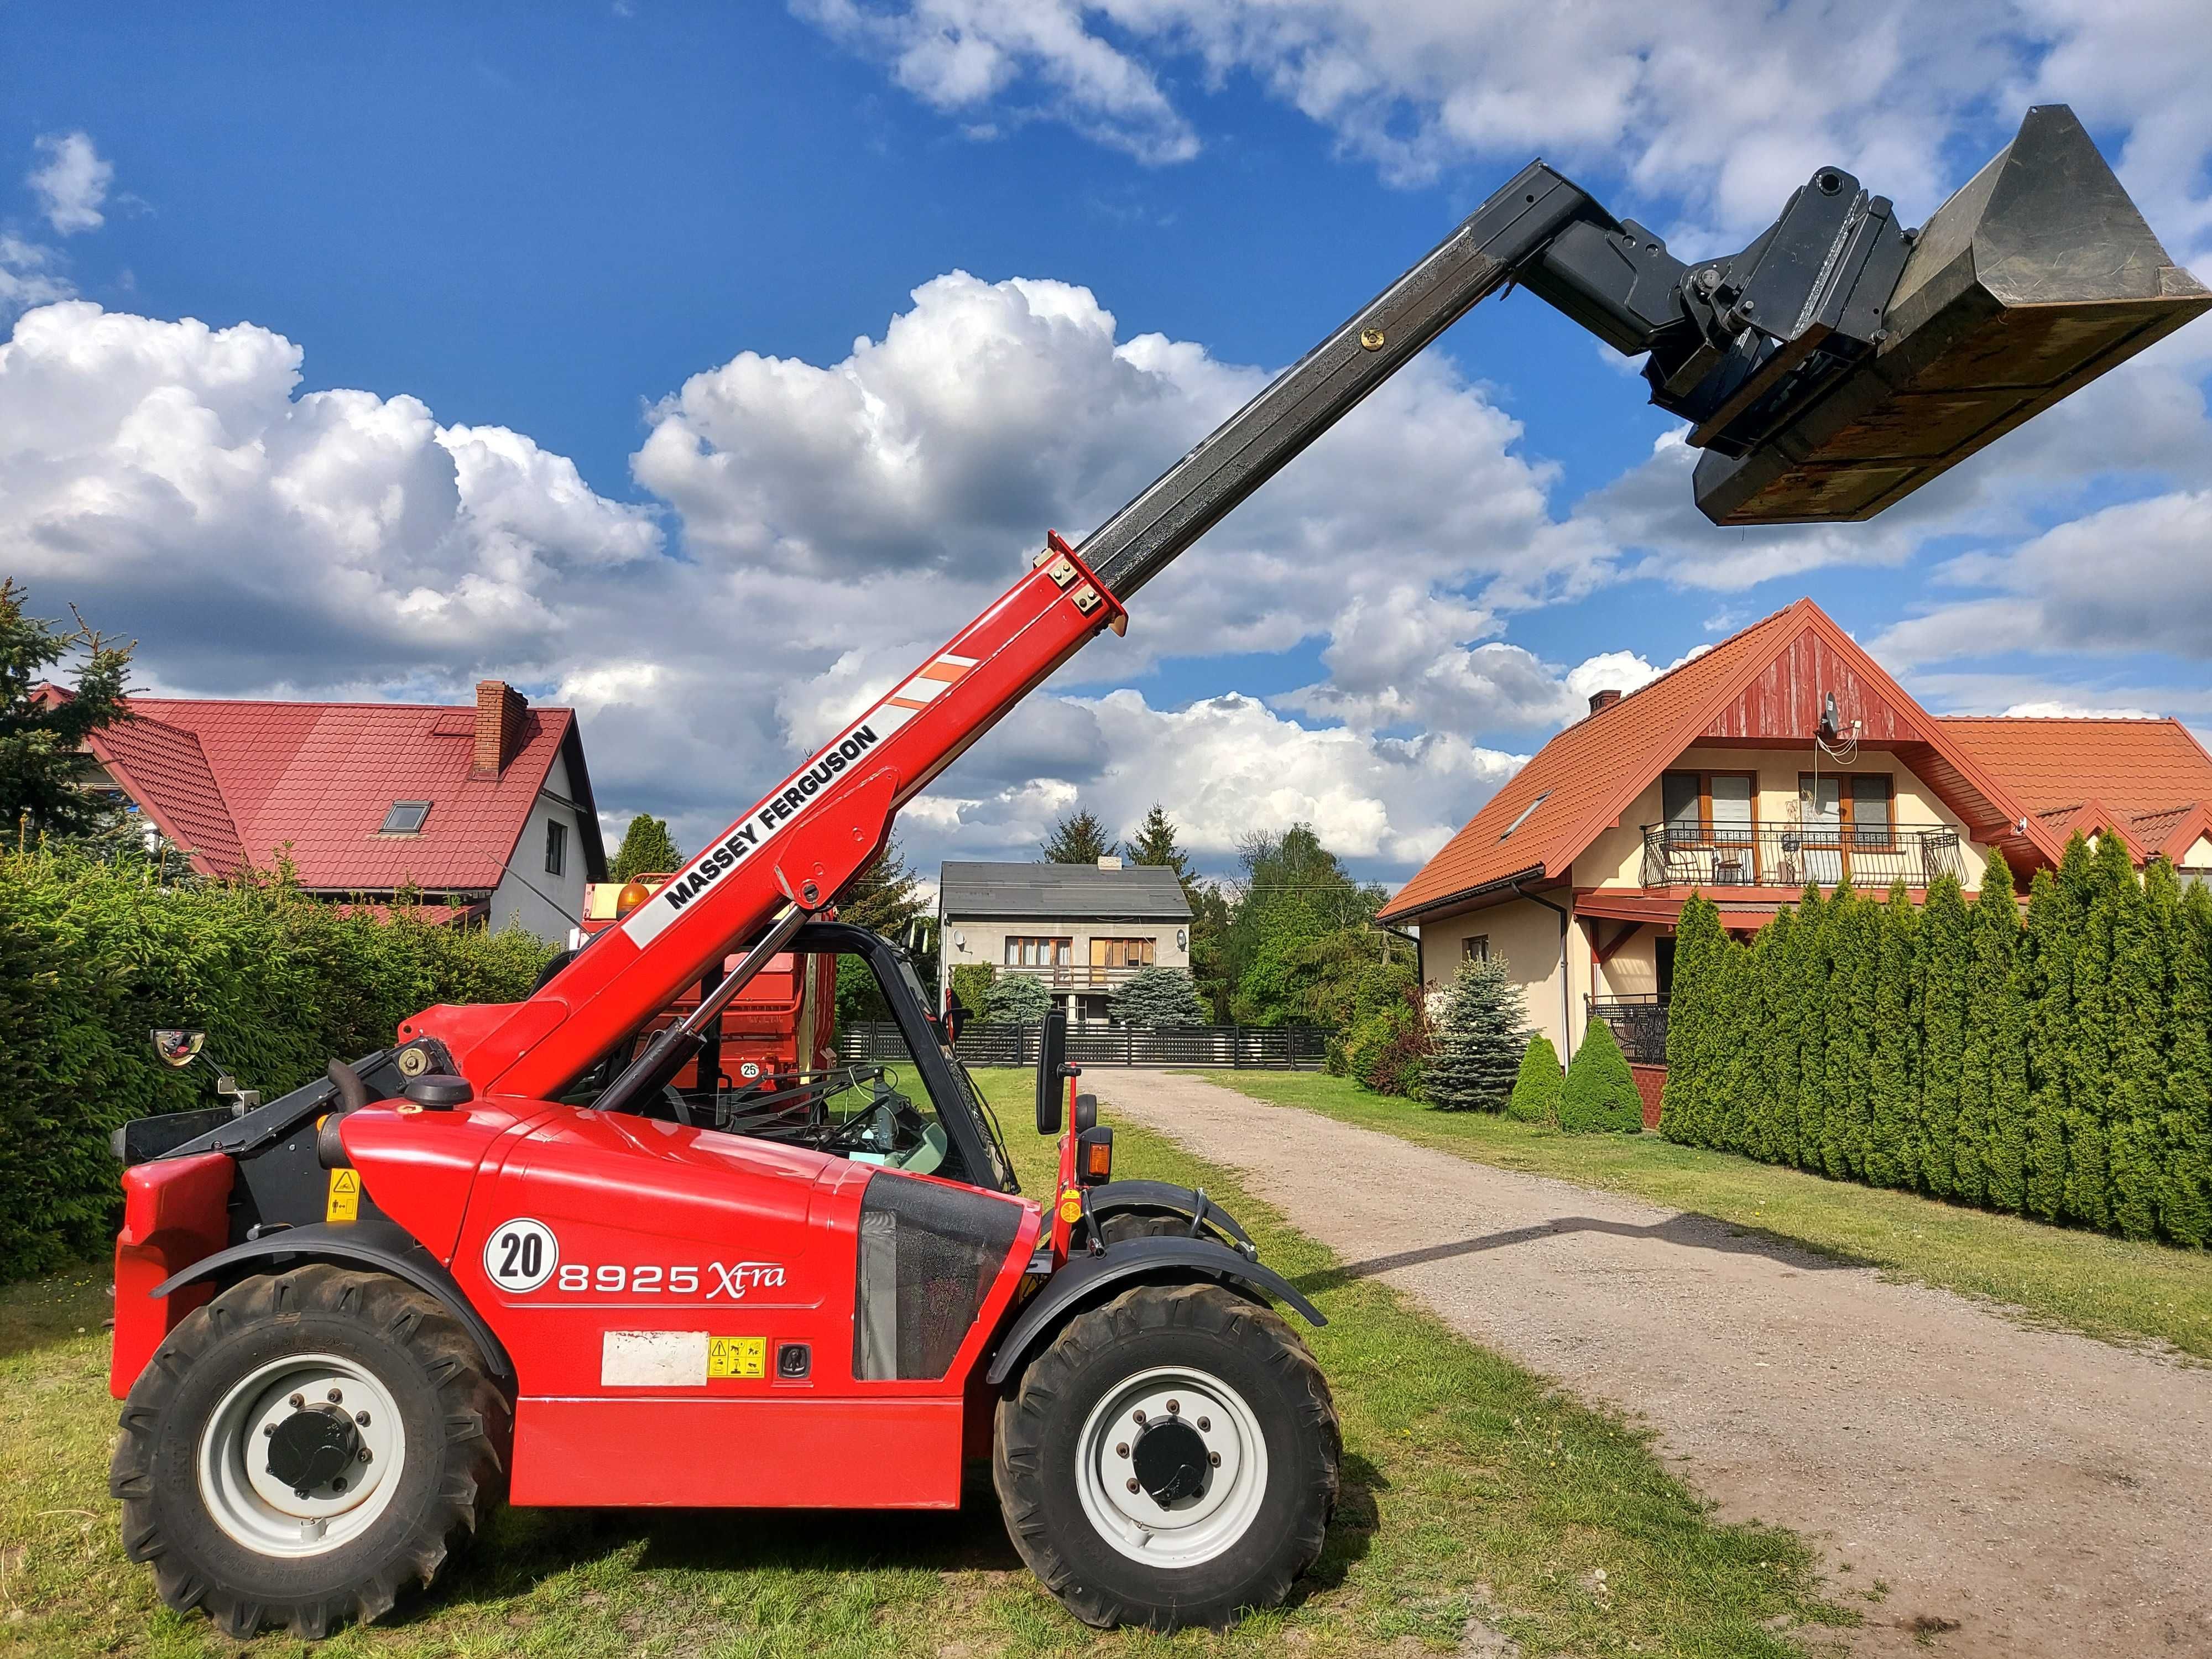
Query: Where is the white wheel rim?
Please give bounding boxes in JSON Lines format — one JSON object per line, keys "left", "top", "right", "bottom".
{"left": 1075, "top": 1365, "right": 1269, "bottom": 1568}
{"left": 197, "top": 1352, "right": 407, "bottom": 1558}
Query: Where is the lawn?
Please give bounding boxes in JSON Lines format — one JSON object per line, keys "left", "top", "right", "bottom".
{"left": 0, "top": 1070, "right": 1843, "bottom": 1658}
{"left": 1195, "top": 1069, "right": 2212, "bottom": 1364}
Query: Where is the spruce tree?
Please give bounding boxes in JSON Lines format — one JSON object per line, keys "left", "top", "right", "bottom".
{"left": 1754, "top": 909, "right": 1802, "bottom": 1165}
{"left": 611, "top": 813, "right": 683, "bottom": 882}
{"left": 1507, "top": 1032, "right": 1563, "bottom": 1123}
{"left": 1424, "top": 953, "right": 1528, "bottom": 1112}
{"left": 1109, "top": 963, "right": 1208, "bottom": 1026}
{"left": 1561, "top": 1016, "right": 1645, "bottom": 1133}
{"left": 1, "top": 579, "right": 136, "bottom": 841}
{"left": 1791, "top": 885, "right": 1832, "bottom": 1170}
{"left": 1865, "top": 884, "right": 1919, "bottom": 1189}
{"left": 2106, "top": 857, "right": 2174, "bottom": 1240}
{"left": 1039, "top": 808, "right": 1117, "bottom": 864}
{"left": 983, "top": 973, "right": 1052, "bottom": 1022}
{"left": 1659, "top": 896, "right": 1724, "bottom": 1143}
{"left": 2022, "top": 859, "right": 2080, "bottom": 1222}
{"left": 1125, "top": 804, "right": 1194, "bottom": 887}
{"left": 1970, "top": 849, "right": 2031, "bottom": 1213}
{"left": 1916, "top": 875, "right": 1970, "bottom": 1197}
{"left": 2161, "top": 882, "right": 2212, "bottom": 1246}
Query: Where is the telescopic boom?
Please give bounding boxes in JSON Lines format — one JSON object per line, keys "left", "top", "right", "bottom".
{"left": 403, "top": 105, "right": 2205, "bottom": 1100}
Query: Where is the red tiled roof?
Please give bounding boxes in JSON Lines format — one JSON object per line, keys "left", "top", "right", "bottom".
{"left": 1939, "top": 716, "right": 2212, "bottom": 817}
{"left": 87, "top": 696, "right": 588, "bottom": 891}
{"left": 1381, "top": 598, "right": 2055, "bottom": 923}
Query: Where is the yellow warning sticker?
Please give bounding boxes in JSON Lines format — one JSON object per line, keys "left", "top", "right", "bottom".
{"left": 707, "top": 1337, "right": 765, "bottom": 1379}
{"left": 325, "top": 1168, "right": 360, "bottom": 1223}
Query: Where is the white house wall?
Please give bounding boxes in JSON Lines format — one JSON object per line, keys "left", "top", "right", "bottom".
{"left": 938, "top": 916, "right": 1191, "bottom": 1008}
{"left": 488, "top": 751, "right": 587, "bottom": 945}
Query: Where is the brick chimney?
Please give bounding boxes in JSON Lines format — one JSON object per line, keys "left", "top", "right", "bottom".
{"left": 472, "top": 680, "right": 530, "bottom": 779}
{"left": 1588, "top": 688, "right": 1624, "bottom": 714}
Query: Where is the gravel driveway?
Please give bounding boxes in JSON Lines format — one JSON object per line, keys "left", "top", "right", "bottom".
{"left": 1091, "top": 1071, "right": 2212, "bottom": 1658}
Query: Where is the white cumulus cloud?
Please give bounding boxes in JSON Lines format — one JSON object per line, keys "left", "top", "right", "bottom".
{"left": 28, "top": 131, "right": 113, "bottom": 235}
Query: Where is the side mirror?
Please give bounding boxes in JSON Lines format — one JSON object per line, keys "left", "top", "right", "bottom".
{"left": 1036, "top": 1008, "right": 1067, "bottom": 1135}
{"left": 151, "top": 1029, "right": 205, "bottom": 1068}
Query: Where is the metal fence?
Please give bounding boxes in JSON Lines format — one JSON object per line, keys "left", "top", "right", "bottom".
{"left": 1587, "top": 994, "right": 1670, "bottom": 1064}
{"left": 838, "top": 1020, "right": 1328, "bottom": 1070}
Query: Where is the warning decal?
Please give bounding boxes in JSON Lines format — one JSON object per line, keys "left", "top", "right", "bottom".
{"left": 708, "top": 1337, "right": 765, "bottom": 1379}
{"left": 325, "top": 1168, "right": 360, "bottom": 1223}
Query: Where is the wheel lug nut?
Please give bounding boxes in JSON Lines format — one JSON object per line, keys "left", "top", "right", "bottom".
{"left": 289, "top": 1394, "right": 305, "bottom": 1408}
{"left": 1197, "top": 1417, "right": 1211, "bottom": 1432}
{"left": 1166, "top": 1399, "right": 1179, "bottom": 1415}
{"left": 1209, "top": 1452, "right": 1222, "bottom": 1467}
{"left": 331, "top": 1476, "right": 346, "bottom": 1492}
{"left": 327, "top": 1388, "right": 343, "bottom": 1404}
{"left": 1126, "top": 1478, "right": 1140, "bottom": 1494}
{"left": 354, "top": 1411, "right": 371, "bottom": 1426}
{"left": 1132, "top": 1410, "right": 1146, "bottom": 1425}
{"left": 263, "top": 1423, "right": 276, "bottom": 1437}
{"left": 358, "top": 1447, "right": 373, "bottom": 1463}
{"left": 1115, "top": 1443, "right": 1129, "bottom": 1458}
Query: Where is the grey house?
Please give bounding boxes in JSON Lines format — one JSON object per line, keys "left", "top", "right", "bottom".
{"left": 938, "top": 857, "right": 1193, "bottom": 1020}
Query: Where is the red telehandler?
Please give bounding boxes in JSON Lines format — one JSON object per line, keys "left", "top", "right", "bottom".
{"left": 105, "top": 107, "right": 2204, "bottom": 1637}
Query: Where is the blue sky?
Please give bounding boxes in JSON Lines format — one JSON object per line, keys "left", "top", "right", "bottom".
{"left": 6, "top": 3, "right": 2210, "bottom": 884}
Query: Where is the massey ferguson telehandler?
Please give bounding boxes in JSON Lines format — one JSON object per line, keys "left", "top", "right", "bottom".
{"left": 105, "top": 107, "right": 2206, "bottom": 1637}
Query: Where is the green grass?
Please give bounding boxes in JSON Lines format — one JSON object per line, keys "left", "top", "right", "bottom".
{"left": 1194, "top": 1069, "right": 2212, "bottom": 1364}
{"left": 0, "top": 1073, "right": 1844, "bottom": 1658}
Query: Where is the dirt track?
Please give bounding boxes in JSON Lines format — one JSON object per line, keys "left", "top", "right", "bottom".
{"left": 1091, "top": 1071, "right": 2212, "bottom": 1658}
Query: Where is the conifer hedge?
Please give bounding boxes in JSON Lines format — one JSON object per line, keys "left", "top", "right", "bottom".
{"left": 0, "top": 849, "right": 552, "bottom": 1281}
{"left": 1660, "top": 836, "right": 2212, "bottom": 1246}
{"left": 1507, "top": 1033, "right": 1563, "bottom": 1123}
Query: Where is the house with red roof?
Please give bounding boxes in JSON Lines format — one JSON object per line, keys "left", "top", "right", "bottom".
{"left": 67, "top": 679, "right": 606, "bottom": 942}
{"left": 1380, "top": 598, "right": 2212, "bottom": 1110}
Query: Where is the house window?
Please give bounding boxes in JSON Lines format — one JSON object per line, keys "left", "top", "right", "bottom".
{"left": 544, "top": 818, "right": 567, "bottom": 877}
{"left": 1799, "top": 773, "right": 1893, "bottom": 848}
{"left": 1463, "top": 935, "right": 1489, "bottom": 962}
{"left": 1660, "top": 771, "right": 1757, "bottom": 844}
{"left": 380, "top": 800, "right": 431, "bottom": 834}
{"left": 1005, "top": 936, "right": 1072, "bottom": 967}
{"left": 1091, "top": 937, "right": 1156, "bottom": 969}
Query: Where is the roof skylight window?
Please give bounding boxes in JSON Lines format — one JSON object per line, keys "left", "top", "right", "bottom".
{"left": 1499, "top": 792, "right": 1550, "bottom": 841}
{"left": 380, "top": 800, "right": 431, "bottom": 834}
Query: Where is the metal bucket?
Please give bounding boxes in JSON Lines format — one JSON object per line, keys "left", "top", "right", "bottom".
{"left": 1694, "top": 106, "right": 2211, "bottom": 525}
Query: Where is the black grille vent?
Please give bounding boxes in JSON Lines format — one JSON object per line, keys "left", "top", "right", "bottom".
{"left": 853, "top": 1172, "right": 1023, "bottom": 1381}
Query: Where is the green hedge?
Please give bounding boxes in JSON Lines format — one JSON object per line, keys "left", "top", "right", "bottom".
{"left": 1661, "top": 836, "right": 2212, "bottom": 1246}
{"left": 1506, "top": 1034, "right": 1562, "bottom": 1123}
{"left": 0, "top": 850, "right": 552, "bottom": 1281}
{"left": 1561, "top": 1018, "right": 1642, "bottom": 1133}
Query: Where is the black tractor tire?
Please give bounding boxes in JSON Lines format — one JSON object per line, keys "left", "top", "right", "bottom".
{"left": 994, "top": 1281, "right": 1338, "bottom": 1631}
{"left": 1089, "top": 1210, "right": 1188, "bottom": 1248}
{"left": 110, "top": 1264, "right": 510, "bottom": 1640}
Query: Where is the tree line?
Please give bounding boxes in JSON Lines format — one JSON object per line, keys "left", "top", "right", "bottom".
{"left": 1662, "top": 836, "right": 2212, "bottom": 1246}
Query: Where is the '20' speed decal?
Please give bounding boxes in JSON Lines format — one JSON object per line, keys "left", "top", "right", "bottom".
{"left": 483, "top": 1218, "right": 560, "bottom": 1293}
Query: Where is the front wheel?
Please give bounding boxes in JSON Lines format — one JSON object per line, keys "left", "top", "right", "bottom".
{"left": 994, "top": 1282, "right": 1339, "bottom": 1630}
{"left": 109, "top": 1265, "right": 510, "bottom": 1639}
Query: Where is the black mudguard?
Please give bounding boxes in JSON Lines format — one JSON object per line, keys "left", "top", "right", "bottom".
{"left": 984, "top": 1235, "right": 1323, "bottom": 1387}
{"left": 148, "top": 1217, "right": 513, "bottom": 1383}
{"left": 1087, "top": 1179, "right": 1256, "bottom": 1256}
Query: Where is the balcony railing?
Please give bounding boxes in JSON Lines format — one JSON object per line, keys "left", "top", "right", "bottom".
{"left": 1588, "top": 994, "right": 1669, "bottom": 1065}
{"left": 1639, "top": 824, "right": 1965, "bottom": 891}
{"left": 994, "top": 962, "right": 1171, "bottom": 993}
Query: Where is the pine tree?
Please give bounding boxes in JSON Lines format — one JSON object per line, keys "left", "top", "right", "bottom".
{"left": 2060, "top": 835, "right": 2130, "bottom": 1229}
{"left": 1916, "top": 875, "right": 1970, "bottom": 1197}
{"left": 1126, "top": 803, "right": 1194, "bottom": 887}
{"left": 1424, "top": 953, "right": 1528, "bottom": 1112}
{"left": 1507, "top": 1032, "right": 1563, "bottom": 1123}
{"left": 2022, "top": 859, "right": 2079, "bottom": 1222}
{"left": 1660, "top": 895, "right": 1724, "bottom": 1143}
{"left": 1039, "top": 808, "right": 1117, "bottom": 864}
{"left": 1109, "top": 963, "right": 1208, "bottom": 1026}
{"left": 1754, "top": 909, "right": 1802, "bottom": 1165}
{"left": 1970, "top": 849, "right": 2031, "bottom": 1213}
{"left": 1865, "top": 884, "right": 1919, "bottom": 1189}
{"left": 2106, "top": 857, "right": 2174, "bottom": 1240}
{"left": 1561, "top": 1016, "right": 1645, "bottom": 1133}
{"left": 610, "top": 813, "right": 683, "bottom": 882}
{"left": 1, "top": 579, "right": 136, "bottom": 841}
{"left": 2160, "top": 882, "right": 2212, "bottom": 1246}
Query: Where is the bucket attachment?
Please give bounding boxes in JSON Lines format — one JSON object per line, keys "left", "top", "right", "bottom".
{"left": 1693, "top": 106, "right": 2211, "bottom": 525}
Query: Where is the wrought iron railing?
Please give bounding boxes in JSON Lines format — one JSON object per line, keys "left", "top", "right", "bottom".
{"left": 1588, "top": 994, "right": 1669, "bottom": 1065}
{"left": 1638, "top": 823, "right": 1964, "bottom": 890}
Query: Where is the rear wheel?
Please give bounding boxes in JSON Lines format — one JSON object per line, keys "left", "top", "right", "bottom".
{"left": 994, "top": 1282, "right": 1338, "bottom": 1630}
{"left": 110, "top": 1265, "right": 509, "bottom": 1640}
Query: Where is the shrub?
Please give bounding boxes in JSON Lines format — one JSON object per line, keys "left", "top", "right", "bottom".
{"left": 1424, "top": 954, "right": 1526, "bottom": 1112}
{"left": 947, "top": 963, "right": 997, "bottom": 1016}
{"left": 982, "top": 973, "right": 1052, "bottom": 1022}
{"left": 1506, "top": 1034, "right": 1562, "bottom": 1123}
{"left": 1559, "top": 1018, "right": 1642, "bottom": 1133}
{"left": 1360, "top": 984, "right": 1432, "bottom": 1098}
{"left": 1109, "top": 965, "right": 1207, "bottom": 1026}
{"left": 0, "top": 848, "right": 551, "bottom": 1282}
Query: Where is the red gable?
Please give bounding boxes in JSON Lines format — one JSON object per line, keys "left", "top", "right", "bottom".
{"left": 86, "top": 687, "right": 602, "bottom": 893}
